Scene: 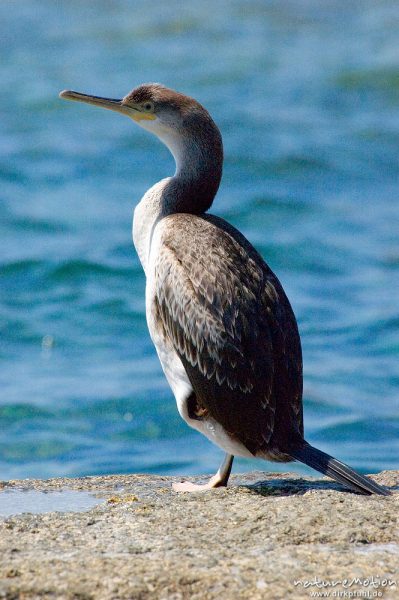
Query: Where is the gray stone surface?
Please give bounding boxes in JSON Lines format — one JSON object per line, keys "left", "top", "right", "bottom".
{"left": 0, "top": 470, "right": 397, "bottom": 599}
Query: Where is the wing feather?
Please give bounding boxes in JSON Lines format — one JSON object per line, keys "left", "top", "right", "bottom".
{"left": 153, "top": 214, "right": 302, "bottom": 454}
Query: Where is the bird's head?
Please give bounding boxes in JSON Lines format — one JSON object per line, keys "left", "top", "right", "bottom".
{"left": 59, "top": 83, "right": 221, "bottom": 168}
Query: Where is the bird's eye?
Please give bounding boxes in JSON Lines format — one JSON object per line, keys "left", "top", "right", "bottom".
{"left": 143, "top": 102, "right": 153, "bottom": 112}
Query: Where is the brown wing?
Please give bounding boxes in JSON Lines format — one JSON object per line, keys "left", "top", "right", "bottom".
{"left": 154, "top": 213, "right": 303, "bottom": 455}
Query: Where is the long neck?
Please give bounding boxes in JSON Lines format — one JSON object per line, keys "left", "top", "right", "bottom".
{"left": 133, "top": 119, "right": 223, "bottom": 271}
{"left": 159, "top": 120, "right": 223, "bottom": 215}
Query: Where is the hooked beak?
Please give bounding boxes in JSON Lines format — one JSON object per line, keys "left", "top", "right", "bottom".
{"left": 59, "top": 90, "right": 133, "bottom": 116}
{"left": 59, "top": 90, "right": 157, "bottom": 122}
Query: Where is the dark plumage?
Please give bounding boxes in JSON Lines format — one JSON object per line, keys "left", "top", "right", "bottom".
{"left": 154, "top": 213, "right": 302, "bottom": 458}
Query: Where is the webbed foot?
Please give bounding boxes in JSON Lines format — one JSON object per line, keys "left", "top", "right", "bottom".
{"left": 172, "top": 453, "right": 234, "bottom": 493}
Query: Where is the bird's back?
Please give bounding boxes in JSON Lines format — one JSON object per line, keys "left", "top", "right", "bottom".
{"left": 151, "top": 212, "right": 303, "bottom": 458}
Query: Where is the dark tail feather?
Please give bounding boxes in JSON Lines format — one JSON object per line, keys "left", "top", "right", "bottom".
{"left": 290, "top": 443, "right": 390, "bottom": 496}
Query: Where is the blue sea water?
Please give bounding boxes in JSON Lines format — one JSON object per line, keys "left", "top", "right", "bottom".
{"left": 0, "top": 0, "right": 398, "bottom": 481}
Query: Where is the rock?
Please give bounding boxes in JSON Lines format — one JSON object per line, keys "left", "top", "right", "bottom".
{"left": 0, "top": 471, "right": 397, "bottom": 599}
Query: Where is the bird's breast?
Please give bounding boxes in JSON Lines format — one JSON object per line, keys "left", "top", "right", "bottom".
{"left": 145, "top": 228, "right": 193, "bottom": 407}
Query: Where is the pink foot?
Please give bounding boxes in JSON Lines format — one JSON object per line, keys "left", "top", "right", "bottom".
{"left": 172, "top": 476, "right": 226, "bottom": 492}
{"left": 172, "top": 455, "right": 234, "bottom": 493}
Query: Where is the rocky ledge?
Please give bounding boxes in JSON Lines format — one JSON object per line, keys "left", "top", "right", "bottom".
{"left": 0, "top": 470, "right": 397, "bottom": 599}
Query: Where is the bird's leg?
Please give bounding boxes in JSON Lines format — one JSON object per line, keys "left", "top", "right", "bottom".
{"left": 172, "top": 454, "right": 234, "bottom": 492}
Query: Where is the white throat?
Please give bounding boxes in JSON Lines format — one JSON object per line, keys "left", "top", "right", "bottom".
{"left": 134, "top": 116, "right": 205, "bottom": 181}
{"left": 131, "top": 113, "right": 221, "bottom": 272}
{"left": 131, "top": 120, "right": 197, "bottom": 272}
